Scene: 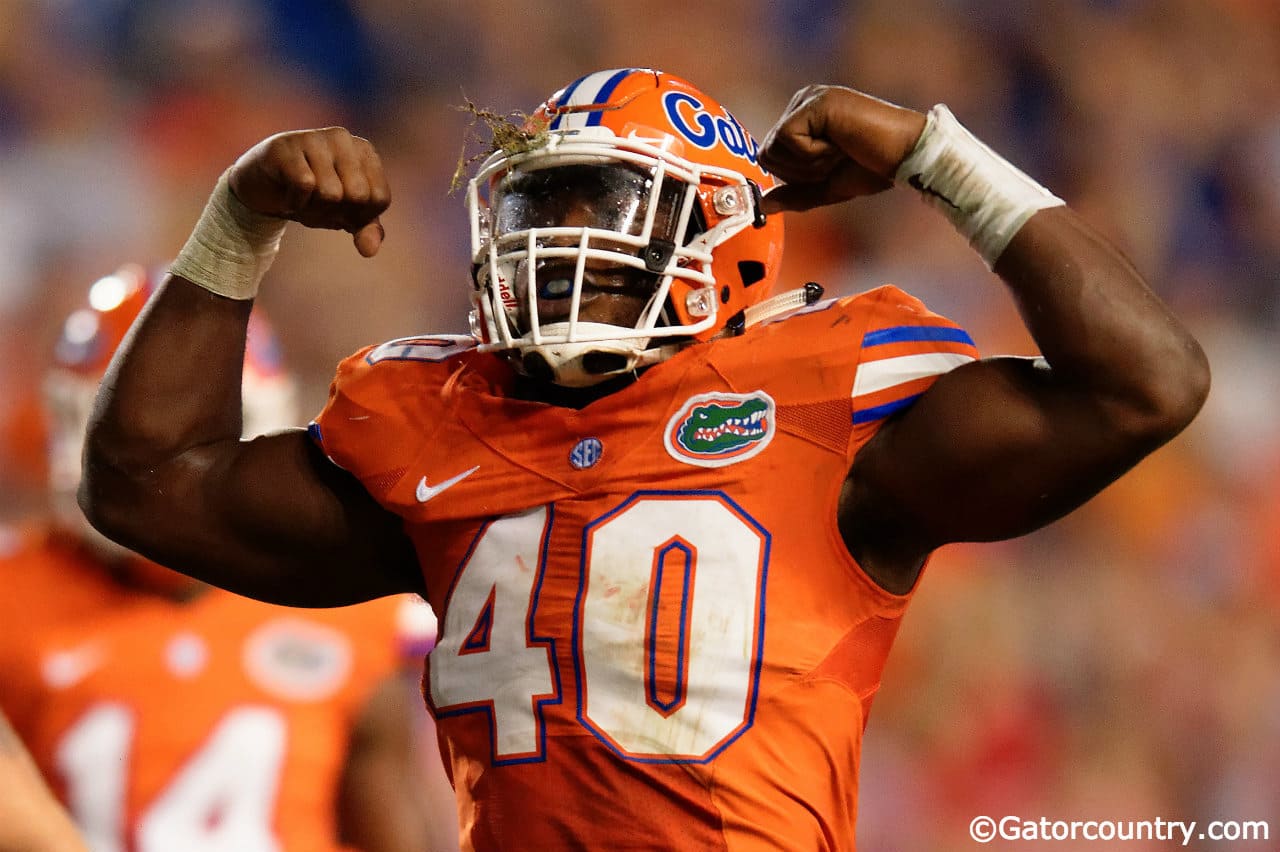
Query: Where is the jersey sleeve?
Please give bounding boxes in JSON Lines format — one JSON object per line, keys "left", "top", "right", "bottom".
{"left": 309, "top": 342, "right": 457, "bottom": 503}
{"left": 847, "top": 285, "right": 979, "bottom": 441}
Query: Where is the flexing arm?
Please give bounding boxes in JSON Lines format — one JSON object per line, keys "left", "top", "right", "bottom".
{"left": 760, "top": 87, "right": 1210, "bottom": 592}
{"left": 80, "top": 129, "right": 425, "bottom": 606}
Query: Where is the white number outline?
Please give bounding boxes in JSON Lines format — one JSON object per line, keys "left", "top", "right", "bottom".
{"left": 427, "top": 491, "right": 770, "bottom": 766}
{"left": 365, "top": 335, "right": 476, "bottom": 365}
{"left": 424, "top": 506, "right": 563, "bottom": 766}
{"left": 55, "top": 704, "right": 286, "bottom": 851}
{"left": 55, "top": 702, "right": 132, "bottom": 852}
{"left": 572, "top": 490, "right": 770, "bottom": 764}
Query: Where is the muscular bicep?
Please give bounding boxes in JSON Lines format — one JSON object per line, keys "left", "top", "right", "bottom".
{"left": 81, "top": 427, "right": 423, "bottom": 606}
{"left": 843, "top": 355, "right": 1169, "bottom": 574}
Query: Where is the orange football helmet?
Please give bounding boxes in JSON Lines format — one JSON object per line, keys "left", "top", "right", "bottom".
{"left": 466, "top": 68, "right": 785, "bottom": 386}
{"left": 44, "top": 264, "right": 297, "bottom": 580}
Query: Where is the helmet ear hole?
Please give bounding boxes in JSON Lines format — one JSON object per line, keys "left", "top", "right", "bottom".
{"left": 738, "top": 260, "right": 766, "bottom": 287}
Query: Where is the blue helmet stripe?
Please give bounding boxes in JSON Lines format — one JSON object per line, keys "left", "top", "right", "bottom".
{"left": 549, "top": 73, "right": 591, "bottom": 130}
{"left": 584, "top": 68, "right": 644, "bottom": 126}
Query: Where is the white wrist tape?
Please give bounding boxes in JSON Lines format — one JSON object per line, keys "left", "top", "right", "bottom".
{"left": 169, "top": 170, "right": 287, "bottom": 300}
{"left": 895, "top": 104, "right": 1064, "bottom": 267}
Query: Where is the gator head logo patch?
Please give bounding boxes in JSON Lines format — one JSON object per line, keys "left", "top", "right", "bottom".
{"left": 243, "top": 618, "right": 352, "bottom": 703}
{"left": 664, "top": 391, "right": 776, "bottom": 468}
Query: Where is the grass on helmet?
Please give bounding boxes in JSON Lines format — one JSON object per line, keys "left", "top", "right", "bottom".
{"left": 450, "top": 99, "right": 552, "bottom": 194}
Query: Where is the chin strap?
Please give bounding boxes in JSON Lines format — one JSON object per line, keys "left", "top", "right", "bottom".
{"left": 639, "top": 282, "right": 826, "bottom": 363}
{"left": 629, "top": 341, "right": 690, "bottom": 370}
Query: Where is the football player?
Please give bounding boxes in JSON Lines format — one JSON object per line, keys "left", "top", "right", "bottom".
{"left": 0, "top": 265, "right": 455, "bottom": 852}
{"left": 79, "top": 70, "right": 1209, "bottom": 850}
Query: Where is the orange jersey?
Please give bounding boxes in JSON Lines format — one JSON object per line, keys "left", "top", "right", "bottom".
{"left": 0, "top": 527, "right": 140, "bottom": 730}
{"left": 312, "top": 285, "right": 979, "bottom": 851}
{"left": 0, "top": 526, "right": 430, "bottom": 852}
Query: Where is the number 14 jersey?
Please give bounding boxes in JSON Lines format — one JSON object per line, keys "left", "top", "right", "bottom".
{"left": 312, "top": 285, "right": 979, "bottom": 851}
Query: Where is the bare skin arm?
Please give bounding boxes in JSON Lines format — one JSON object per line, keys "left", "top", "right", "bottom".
{"left": 759, "top": 86, "right": 1211, "bottom": 593}
{"left": 338, "top": 672, "right": 459, "bottom": 852}
{"left": 80, "top": 129, "right": 425, "bottom": 606}
{"left": 0, "top": 711, "right": 87, "bottom": 852}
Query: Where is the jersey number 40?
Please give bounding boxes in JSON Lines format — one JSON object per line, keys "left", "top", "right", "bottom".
{"left": 428, "top": 492, "right": 769, "bottom": 765}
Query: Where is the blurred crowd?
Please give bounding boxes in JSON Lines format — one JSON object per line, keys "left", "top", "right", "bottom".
{"left": 0, "top": 0, "right": 1276, "bottom": 848}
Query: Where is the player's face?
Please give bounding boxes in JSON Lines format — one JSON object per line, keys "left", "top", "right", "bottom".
{"left": 517, "top": 254, "right": 651, "bottom": 328}
{"left": 491, "top": 163, "right": 684, "bottom": 332}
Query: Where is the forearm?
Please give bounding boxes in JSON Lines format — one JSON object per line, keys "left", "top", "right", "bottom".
{"left": 78, "top": 274, "right": 259, "bottom": 580}
{"left": 897, "top": 104, "right": 1209, "bottom": 440}
{"left": 79, "top": 129, "right": 420, "bottom": 606}
{"left": 85, "top": 162, "right": 287, "bottom": 477}
{"left": 0, "top": 768, "right": 86, "bottom": 852}
{"left": 80, "top": 162, "right": 284, "bottom": 528}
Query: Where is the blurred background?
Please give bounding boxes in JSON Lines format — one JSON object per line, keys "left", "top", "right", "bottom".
{"left": 0, "top": 0, "right": 1276, "bottom": 848}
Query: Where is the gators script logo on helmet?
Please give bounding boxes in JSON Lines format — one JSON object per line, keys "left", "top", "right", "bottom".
{"left": 466, "top": 68, "right": 785, "bottom": 387}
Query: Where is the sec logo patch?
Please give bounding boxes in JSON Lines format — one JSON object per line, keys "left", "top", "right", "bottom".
{"left": 570, "top": 437, "right": 604, "bottom": 469}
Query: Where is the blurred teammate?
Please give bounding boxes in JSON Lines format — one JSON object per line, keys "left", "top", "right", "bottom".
{"left": 0, "top": 709, "right": 86, "bottom": 852}
{"left": 80, "top": 70, "right": 1209, "bottom": 849}
{"left": 0, "top": 265, "right": 454, "bottom": 852}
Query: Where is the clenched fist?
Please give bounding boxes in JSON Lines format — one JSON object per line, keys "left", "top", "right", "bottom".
{"left": 759, "top": 86, "right": 927, "bottom": 214}
{"left": 228, "top": 127, "right": 391, "bottom": 258}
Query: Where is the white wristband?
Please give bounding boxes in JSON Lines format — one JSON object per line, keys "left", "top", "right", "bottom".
{"left": 169, "top": 170, "right": 287, "bottom": 300}
{"left": 895, "top": 105, "right": 1064, "bottom": 267}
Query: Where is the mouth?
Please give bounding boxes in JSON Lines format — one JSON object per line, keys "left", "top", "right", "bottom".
{"left": 533, "top": 269, "right": 602, "bottom": 322}
{"left": 527, "top": 263, "right": 653, "bottom": 325}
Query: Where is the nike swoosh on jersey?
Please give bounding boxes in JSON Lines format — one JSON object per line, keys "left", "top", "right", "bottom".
{"left": 416, "top": 466, "right": 480, "bottom": 503}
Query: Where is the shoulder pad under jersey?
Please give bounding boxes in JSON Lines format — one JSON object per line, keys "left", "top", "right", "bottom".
{"left": 743, "top": 285, "right": 980, "bottom": 431}
{"left": 309, "top": 334, "right": 484, "bottom": 484}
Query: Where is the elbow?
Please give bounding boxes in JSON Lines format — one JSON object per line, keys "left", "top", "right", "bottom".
{"left": 1114, "top": 336, "right": 1212, "bottom": 447}
{"left": 1154, "top": 335, "right": 1211, "bottom": 439}
{"left": 77, "top": 453, "right": 139, "bottom": 548}
{"left": 77, "top": 434, "right": 162, "bottom": 551}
